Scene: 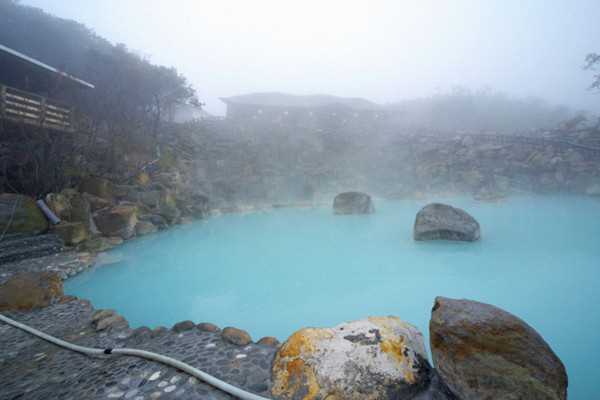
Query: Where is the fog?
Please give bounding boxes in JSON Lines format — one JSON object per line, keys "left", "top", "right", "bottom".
{"left": 22, "top": 0, "right": 600, "bottom": 115}
{"left": 3, "top": 2, "right": 600, "bottom": 399}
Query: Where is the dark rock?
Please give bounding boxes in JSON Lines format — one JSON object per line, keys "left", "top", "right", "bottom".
{"left": 93, "top": 205, "right": 138, "bottom": 239}
{"left": 45, "top": 192, "right": 71, "bottom": 220}
{"left": 79, "top": 177, "right": 113, "bottom": 201}
{"left": 188, "top": 193, "right": 210, "bottom": 218}
{"left": 0, "top": 233, "right": 64, "bottom": 265}
{"left": 221, "top": 327, "right": 252, "bottom": 346}
{"left": 197, "top": 322, "right": 220, "bottom": 332}
{"left": 53, "top": 222, "right": 88, "bottom": 246}
{"left": 414, "top": 203, "right": 480, "bottom": 242}
{"left": 172, "top": 320, "right": 195, "bottom": 332}
{"left": 257, "top": 336, "right": 280, "bottom": 347}
{"left": 158, "top": 191, "right": 181, "bottom": 224}
{"left": 80, "top": 236, "right": 123, "bottom": 252}
{"left": 91, "top": 309, "right": 116, "bottom": 322}
{"left": 58, "top": 295, "right": 78, "bottom": 304}
{"left": 82, "top": 192, "right": 113, "bottom": 211}
{"left": 0, "top": 272, "right": 63, "bottom": 311}
{"left": 333, "top": 191, "right": 374, "bottom": 214}
{"left": 68, "top": 194, "right": 94, "bottom": 230}
{"left": 130, "top": 326, "right": 153, "bottom": 341}
{"left": 0, "top": 193, "right": 48, "bottom": 235}
{"left": 430, "top": 297, "right": 567, "bottom": 400}
{"left": 139, "top": 214, "right": 169, "bottom": 230}
{"left": 95, "top": 314, "right": 128, "bottom": 331}
{"left": 151, "top": 326, "right": 169, "bottom": 337}
{"left": 413, "top": 369, "right": 459, "bottom": 400}
{"left": 135, "top": 220, "right": 157, "bottom": 236}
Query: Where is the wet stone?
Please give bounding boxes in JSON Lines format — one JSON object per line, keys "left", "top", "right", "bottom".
{"left": 0, "top": 299, "right": 277, "bottom": 399}
{"left": 172, "top": 320, "right": 195, "bottom": 332}
{"left": 196, "top": 322, "right": 219, "bottom": 332}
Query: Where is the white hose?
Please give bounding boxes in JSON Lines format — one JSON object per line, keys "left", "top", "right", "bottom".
{"left": 0, "top": 313, "right": 271, "bottom": 400}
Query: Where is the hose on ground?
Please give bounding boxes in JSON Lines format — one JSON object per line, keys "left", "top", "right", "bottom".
{"left": 0, "top": 313, "right": 271, "bottom": 400}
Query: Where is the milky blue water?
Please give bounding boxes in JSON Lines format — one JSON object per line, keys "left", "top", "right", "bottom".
{"left": 65, "top": 196, "right": 600, "bottom": 398}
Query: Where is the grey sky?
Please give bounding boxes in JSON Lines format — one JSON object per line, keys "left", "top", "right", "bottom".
{"left": 22, "top": 0, "right": 600, "bottom": 115}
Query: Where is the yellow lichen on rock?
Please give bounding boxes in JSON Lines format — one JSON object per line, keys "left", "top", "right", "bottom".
{"left": 273, "top": 328, "right": 332, "bottom": 399}
{"left": 272, "top": 318, "right": 429, "bottom": 400}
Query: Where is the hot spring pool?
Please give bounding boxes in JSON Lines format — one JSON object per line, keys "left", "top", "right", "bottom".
{"left": 66, "top": 195, "right": 600, "bottom": 398}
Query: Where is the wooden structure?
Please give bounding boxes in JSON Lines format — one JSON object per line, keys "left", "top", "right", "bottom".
{"left": 0, "top": 43, "right": 94, "bottom": 132}
{"left": 0, "top": 84, "right": 74, "bottom": 131}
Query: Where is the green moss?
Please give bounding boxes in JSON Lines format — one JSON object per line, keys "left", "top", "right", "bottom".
{"left": 0, "top": 194, "right": 48, "bottom": 234}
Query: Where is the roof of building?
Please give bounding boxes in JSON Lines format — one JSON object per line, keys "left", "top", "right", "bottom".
{"left": 220, "top": 92, "right": 380, "bottom": 110}
{"left": 0, "top": 43, "right": 95, "bottom": 89}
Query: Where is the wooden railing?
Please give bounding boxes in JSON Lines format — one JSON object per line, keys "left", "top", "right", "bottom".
{"left": 0, "top": 84, "right": 74, "bottom": 131}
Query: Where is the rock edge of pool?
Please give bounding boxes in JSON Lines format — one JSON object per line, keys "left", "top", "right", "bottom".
{"left": 0, "top": 194, "right": 574, "bottom": 400}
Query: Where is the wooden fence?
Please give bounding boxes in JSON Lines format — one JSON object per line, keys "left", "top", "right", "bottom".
{"left": 0, "top": 84, "right": 74, "bottom": 131}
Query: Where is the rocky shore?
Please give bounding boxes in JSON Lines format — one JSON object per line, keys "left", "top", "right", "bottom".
{"left": 0, "top": 298, "right": 277, "bottom": 400}
{"left": 0, "top": 270, "right": 568, "bottom": 400}
{"left": 0, "top": 185, "right": 572, "bottom": 399}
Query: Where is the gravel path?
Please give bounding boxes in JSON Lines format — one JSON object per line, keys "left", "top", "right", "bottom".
{"left": 0, "top": 248, "right": 276, "bottom": 400}
{"left": 0, "top": 298, "right": 277, "bottom": 400}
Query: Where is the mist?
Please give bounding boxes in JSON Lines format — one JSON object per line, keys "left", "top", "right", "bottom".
{"left": 21, "top": 0, "right": 600, "bottom": 115}
{"left": 3, "top": 1, "right": 600, "bottom": 399}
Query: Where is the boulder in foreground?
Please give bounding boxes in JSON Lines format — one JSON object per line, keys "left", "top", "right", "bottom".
{"left": 333, "top": 191, "right": 374, "bottom": 214}
{"left": 430, "top": 296, "right": 567, "bottom": 400}
{"left": 272, "top": 316, "right": 432, "bottom": 400}
{"left": 414, "top": 203, "right": 480, "bottom": 241}
{"left": 0, "top": 272, "right": 63, "bottom": 311}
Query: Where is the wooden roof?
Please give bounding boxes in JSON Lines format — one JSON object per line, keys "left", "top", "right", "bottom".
{"left": 0, "top": 44, "right": 94, "bottom": 89}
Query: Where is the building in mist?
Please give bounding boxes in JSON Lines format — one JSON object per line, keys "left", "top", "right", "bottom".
{"left": 220, "top": 92, "right": 385, "bottom": 125}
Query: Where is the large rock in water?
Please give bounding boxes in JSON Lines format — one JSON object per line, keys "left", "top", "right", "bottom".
{"left": 414, "top": 203, "right": 480, "bottom": 242}
{"left": 430, "top": 297, "right": 568, "bottom": 400}
{"left": 272, "top": 317, "right": 432, "bottom": 400}
{"left": 93, "top": 205, "right": 138, "bottom": 239}
{"left": 0, "top": 194, "right": 48, "bottom": 235}
{"left": 333, "top": 191, "right": 374, "bottom": 214}
{"left": 0, "top": 272, "right": 63, "bottom": 311}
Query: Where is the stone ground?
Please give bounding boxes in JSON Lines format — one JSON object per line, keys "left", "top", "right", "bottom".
{"left": 0, "top": 298, "right": 277, "bottom": 400}
{"left": 0, "top": 248, "right": 277, "bottom": 400}
{"left": 0, "top": 251, "right": 95, "bottom": 284}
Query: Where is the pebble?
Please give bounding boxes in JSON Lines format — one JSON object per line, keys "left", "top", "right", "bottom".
{"left": 0, "top": 265, "right": 278, "bottom": 400}
{"left": 164, "top": 385, "right": 176, "bottom": 393}
{"left": 148, "top": 372, "right": 161, "bottom": 381}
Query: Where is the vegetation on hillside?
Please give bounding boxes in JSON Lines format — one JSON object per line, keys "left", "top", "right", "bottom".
{"left": 0, "top": 0, "right": 199, "bottom": 195}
